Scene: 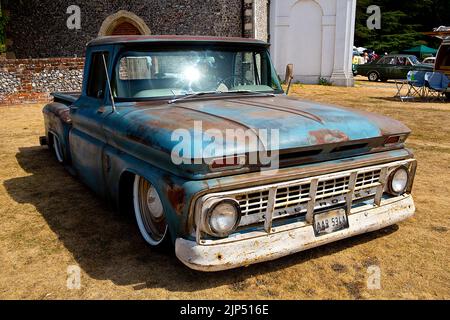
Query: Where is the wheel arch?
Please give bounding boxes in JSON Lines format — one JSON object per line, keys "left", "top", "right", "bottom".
{"left": 116, "top": 167, "right": 183, "bottom": 243}
{"left": 48, "top": 129, "right": 71, "bottom": 164}
{"left": 368, "top": 70, "right": 381, "bottom": 77}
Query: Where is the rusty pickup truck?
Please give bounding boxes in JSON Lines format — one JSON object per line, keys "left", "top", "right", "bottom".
{"left": 41, "top": 36, "right": 416, "bottom": 271}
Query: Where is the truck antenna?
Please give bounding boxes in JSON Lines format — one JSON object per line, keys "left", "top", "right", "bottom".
{"left": 102, "top": 54, "right": 117, "bottom": 113}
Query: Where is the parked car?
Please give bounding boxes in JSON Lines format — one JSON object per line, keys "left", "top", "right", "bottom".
{"left": 41, "top": 36, "right": 417, "bottom": 271}
{"left": 434, "top": 39, "right": 450, "bottom": 99}
{"left": 355, "top": 54, "right": 433, "bottom": 81}
{"left": 422, "top": 57, "right": 436, "bottom": 65}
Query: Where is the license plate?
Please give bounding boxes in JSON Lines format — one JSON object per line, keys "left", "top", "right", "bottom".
{"left": 313, "top": 209, "right": 349, "bottom": 237}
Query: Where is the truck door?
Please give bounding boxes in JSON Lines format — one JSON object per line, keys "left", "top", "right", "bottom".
{"left": 69, "top": 49, "right": 112, "bottom": 196}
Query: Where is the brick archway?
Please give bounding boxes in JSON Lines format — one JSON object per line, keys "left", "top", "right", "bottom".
{"left": 98, "top": 10, "right": 151, "bottom": 36}
{"left": 111, "top": 22, "right": 141, "bottom": 35}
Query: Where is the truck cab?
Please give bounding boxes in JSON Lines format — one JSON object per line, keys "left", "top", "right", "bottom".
{"left": 42, "top": 36, "right": 416, "bottom": 271}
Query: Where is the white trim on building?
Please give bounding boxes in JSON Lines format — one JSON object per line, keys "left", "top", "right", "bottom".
{"left": 269, "top": 0, "right": 356, "bottom": 87}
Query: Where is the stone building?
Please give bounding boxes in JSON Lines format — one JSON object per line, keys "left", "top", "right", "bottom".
{"left": 2, "top": 0, "right": 266, "bottom": 59}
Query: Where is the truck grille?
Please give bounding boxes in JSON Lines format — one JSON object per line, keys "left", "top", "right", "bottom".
{"left": 236, "top": 169, "right": 381, "bottom": 225}
{"left": 195, "top": 159, "right": 416, "bottom": 243}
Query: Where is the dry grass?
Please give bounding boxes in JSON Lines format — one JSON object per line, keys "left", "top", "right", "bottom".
{"left": 0, "top": 79, "right": 449, "bottom": 299}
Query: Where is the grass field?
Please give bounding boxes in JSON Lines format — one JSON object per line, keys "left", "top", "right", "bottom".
{"left": 0, "top": 80, "right": 449, "bottom": 299}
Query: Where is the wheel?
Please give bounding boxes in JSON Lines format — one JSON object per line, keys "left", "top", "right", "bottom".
{"left": 445, "top": 92, "right": 450, "bottom": 101}
{"left": 133, "top": 175, "right": 170, "bottom": 247}
{"left": 52, "top": 133, "right": 64, "bottom": 163}
{"left": 368, "top": 72, "right": 380, "bottom": 82}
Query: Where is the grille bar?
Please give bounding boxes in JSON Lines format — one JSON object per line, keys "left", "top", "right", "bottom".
{"left": 264, "top": 187, "right": 277, "bottom": 232}
{"left": 306, "top": 179, "right": 319, "bottom": 223}
{"left": 346, "top": 172, "right": 358, "bottom": 214}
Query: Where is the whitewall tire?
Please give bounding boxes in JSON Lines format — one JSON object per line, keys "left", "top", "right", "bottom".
{"left": 133, "top": 175, "right": 169, "bottom": 246}
{"left": 53, "top": 134, "right": 64, "bottom": 163}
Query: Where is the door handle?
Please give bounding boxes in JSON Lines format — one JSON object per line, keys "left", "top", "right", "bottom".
{"left": 70, "top": 106, "right": 79, "bottom": 112}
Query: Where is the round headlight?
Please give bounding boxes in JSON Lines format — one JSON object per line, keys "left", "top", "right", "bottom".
{"left": 205, "top": 199, "right": 241, "bottom": 238}
{"left": 388, "top": 166, "right": 409, "bottom": 195}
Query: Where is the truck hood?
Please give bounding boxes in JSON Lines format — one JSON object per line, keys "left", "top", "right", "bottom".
{"left": 119, "top": 95, "right": 409, "bottom": 151}
{"left": 110, "top": 95, "right": 410, "bottom": 177}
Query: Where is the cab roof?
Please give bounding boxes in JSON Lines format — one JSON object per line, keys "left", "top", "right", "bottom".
{"left": 87, "top": 35, "right": 269, "bottom": 47}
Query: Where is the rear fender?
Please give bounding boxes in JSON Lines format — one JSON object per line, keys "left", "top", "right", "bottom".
{"left": 43, "top": 102, "right": 73, "bottom": 163}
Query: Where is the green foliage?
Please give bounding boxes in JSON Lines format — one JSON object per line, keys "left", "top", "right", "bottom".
{"left": 0, "top": 6, "right": 8, "bottom": 53}
{"left": 318, "top": 77, "right": 332, "bottom": 86}
{"left": 355, "top": 0, "right": 450, "bottom": 54}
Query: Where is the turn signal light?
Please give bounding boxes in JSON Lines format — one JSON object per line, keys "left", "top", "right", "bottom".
{"left": 384, "top": 135, "right": 407, "bottom": 146}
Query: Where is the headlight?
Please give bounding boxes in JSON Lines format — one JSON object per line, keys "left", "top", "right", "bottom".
{"left": 388, "top": 166, "right": 409, "bottom": 195}
{"left": 204, "top": 199, "right": 241, "bottom": 238}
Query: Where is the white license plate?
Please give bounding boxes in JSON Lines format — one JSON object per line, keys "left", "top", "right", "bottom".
{"left": 313, "top": 209, "right": 349, "bottom": 237}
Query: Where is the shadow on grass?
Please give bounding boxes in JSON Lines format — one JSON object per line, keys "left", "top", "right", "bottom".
{"left": 4, "top": 146, "right": 399, "bottom": 292}
{"left": 370, "top": 96, "right": 449, "bottom": 104}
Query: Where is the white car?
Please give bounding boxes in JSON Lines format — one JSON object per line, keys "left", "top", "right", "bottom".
{"left": 422, "top": 57, "right": 436, "bottom": 65}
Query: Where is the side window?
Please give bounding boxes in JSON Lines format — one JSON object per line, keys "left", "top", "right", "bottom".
{"left": 87, "top": 52, "right": 109, "bottom": 99}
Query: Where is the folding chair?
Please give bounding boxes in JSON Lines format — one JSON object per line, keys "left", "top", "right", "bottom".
{"left": 425, "top": 72, "right": 449, "bottom": 102}
{"left": 407, "top": 71, "right": 427, "bottom": 100}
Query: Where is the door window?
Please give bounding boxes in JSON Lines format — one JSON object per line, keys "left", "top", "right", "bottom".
{"left": 87, "top": 52, "right": 109, "bottom": 99}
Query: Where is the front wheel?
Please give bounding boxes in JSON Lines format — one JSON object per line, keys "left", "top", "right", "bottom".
{"left": 368, "top": 71, "right": 380, "bottom": 82}
{"left": 133, "top": 175, "right": 170, "bottom": 247}
{"left": 445, "top": 92, "right": 450, "bottom": 101}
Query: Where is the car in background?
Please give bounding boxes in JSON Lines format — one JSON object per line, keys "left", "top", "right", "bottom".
{"left": 434, "top": 39, "right": 450, "bottom": 99}
{"left": 422, "top": 57, "right": 436, "bottom": 65}
{"left": 355, "top": 54, "right": 433, "bottom": 82}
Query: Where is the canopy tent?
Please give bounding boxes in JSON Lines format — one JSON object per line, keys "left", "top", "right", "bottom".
{"left": 402, "top": 45, "right": 437, "bottom": 58}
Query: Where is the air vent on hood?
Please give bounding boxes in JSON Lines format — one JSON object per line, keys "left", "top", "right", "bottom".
{"left": 331, "top": 143, "right": 368, "bottom": 153}
{"left": 279, "top": 149, "right": 323, "bottom": 162}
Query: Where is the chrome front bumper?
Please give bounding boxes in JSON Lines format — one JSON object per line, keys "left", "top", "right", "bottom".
{"left": 175, "top": 195, "right": 415, "bottom": 271}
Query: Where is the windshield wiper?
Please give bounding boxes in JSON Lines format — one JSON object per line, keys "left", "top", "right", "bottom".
{"left": 168, "top": 91, "right": 222, "bottom": 104}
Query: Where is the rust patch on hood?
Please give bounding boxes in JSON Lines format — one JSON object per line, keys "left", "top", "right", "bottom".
{"left": 309, "top": 129, "right": 349, "bottom": 145}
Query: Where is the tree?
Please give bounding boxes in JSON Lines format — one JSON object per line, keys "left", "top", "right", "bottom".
{"left": 355, "top": 0, "right": 450, "bottom": 53}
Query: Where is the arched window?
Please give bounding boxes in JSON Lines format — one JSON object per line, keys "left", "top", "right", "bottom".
{"left": 98, "top": 10, "right": 151, "bottom": 36}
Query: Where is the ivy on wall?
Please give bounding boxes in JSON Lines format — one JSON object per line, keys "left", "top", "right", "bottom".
{"left": 0, "top": 4, "right": 8, "bottom": 53}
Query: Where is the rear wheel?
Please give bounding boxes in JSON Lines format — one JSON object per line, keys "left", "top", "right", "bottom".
{"left": 133, "top": 175, "right": 170, "bottom": 247}
{"left": 368, "top": 71, "right": 380, "bottom": 82}
{"left": 52, "top": 133, "right": 64, "bottom": 163}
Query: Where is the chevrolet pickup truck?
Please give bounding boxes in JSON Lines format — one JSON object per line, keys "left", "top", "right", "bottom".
{"left": 41, "top": 35, "right": 416, "bottom": 271}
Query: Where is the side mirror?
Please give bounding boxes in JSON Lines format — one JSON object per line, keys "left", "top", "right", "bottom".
{"left": 285, "top": 64, "right": 294, "bottom": 95}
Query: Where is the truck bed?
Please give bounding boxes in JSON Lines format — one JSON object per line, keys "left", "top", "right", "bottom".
{"left": 51, "top": 92, "right": 81, "bottom": 105}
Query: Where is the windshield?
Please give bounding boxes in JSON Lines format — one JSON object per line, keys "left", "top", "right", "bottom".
{"left": 409, "top": 56, "right": 420, "bottom": 65}
{"left": 113, "top": 47, "right": 283, "bottom": 100}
